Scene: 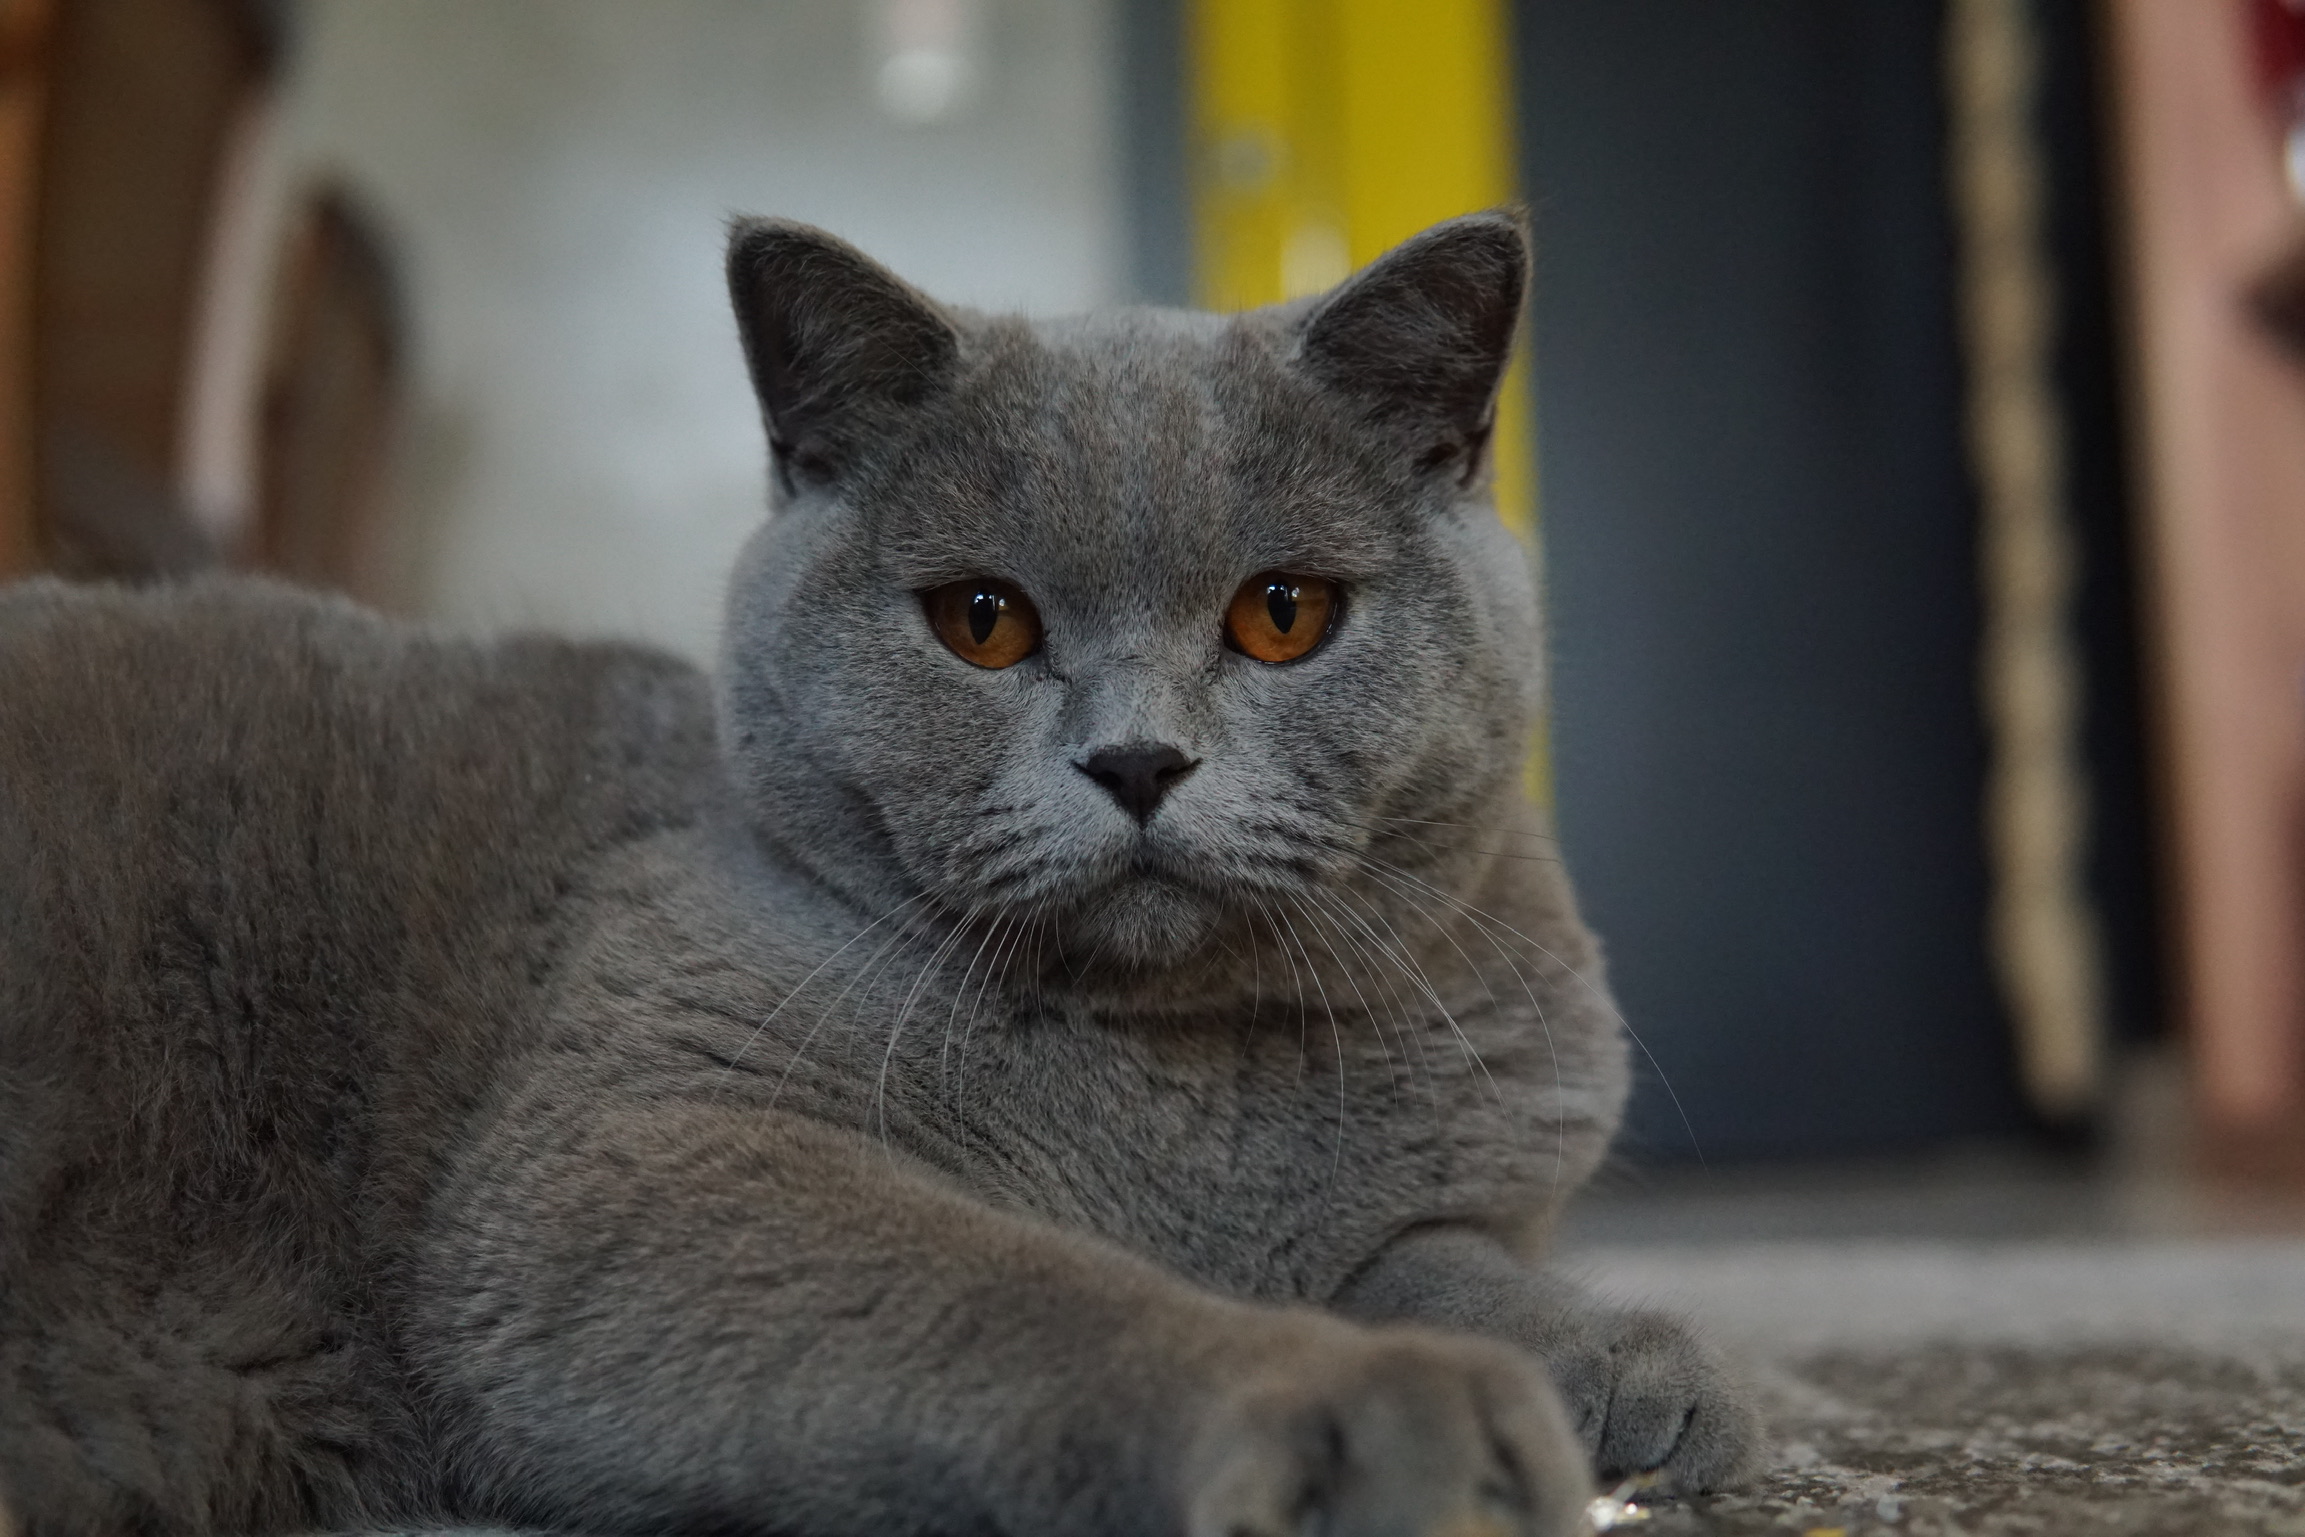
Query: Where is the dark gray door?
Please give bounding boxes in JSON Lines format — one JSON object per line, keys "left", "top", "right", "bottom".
{"left": 1515, "top": 0, "right": 2034, "bottom": 1159}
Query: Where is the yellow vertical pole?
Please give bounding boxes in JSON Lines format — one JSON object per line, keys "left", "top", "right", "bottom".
{"left": 1188, "top": 0, "right": 1529, "bottom": 539}
{"left": 1188, "top": 0, "right": 1546, "bottom": 797}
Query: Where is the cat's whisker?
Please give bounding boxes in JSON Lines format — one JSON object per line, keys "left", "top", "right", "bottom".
{"left": 1243, "top": 898, "right": 1264, "bottom": 1033}
{"left": 716, "top": 889, "right": 933, "bottom": 1095}
{"left": 954, "top": 903, "right": 1037, "bottom": 1106}
{"left": 1033, "top": 908, "right": 1056, "bottom": 999}
{"left": 952, "top": 904, "right": 1034, "bottom": 1113}
{"left": 1271, "top": 897, "right": 1348, "bottom": 1200}
{"left": 995, "top": 907, "right": 1032, "bottom": 991}
{"left": 765, "top": 893, "right": 941, "bottom": 1111}
{"left": 956, "top": 910, "right": 1031, "bottom": 1114}
{"left": 1024, "top": 909, "right": 1052, "bottom": 1006}
{"left": 1334, "top": 817, "right": 1564, "bottom": 868}
{"left": 1312, "top": 887, "right": 1439, "bottom": 1108}
{"left": 937, "top": 912, "right": 1011, "bottom": 1109}
{"left": 1355, "top": 859, "right": 1571, "bottom": 1199}
{"left": 1332, "top": 877, "right": 1509, "bottom": 1119}
{"left": 1363, "top": 853, "right": 1706, "bottom": 1168}
{"left": 1056, "top": 902, "right": 1081, "bottom": 985}
{"left": 1324, "top": 881, "right": 1504, "bottom": 1120}
{"left": 1367, "top": 813, "right": 1561, "bottom": 844}
{"left": 1290, "top": 884, "right": 1392, "bottom": 1087}
{"left": 1296, "top": 890, "right": 1410, "bottom": 1105}
{"left": 1073, "top": 925, "right": 1114, "bottom": 982}
{"left": 1256, "top": 900, "right": 1311, "bottom": 1092}
{"left": 1304, "top": 888, "right": 1441, "bottom": 1125}
{"left": 875, "top": 907, "right": 984, "bottom": 1155}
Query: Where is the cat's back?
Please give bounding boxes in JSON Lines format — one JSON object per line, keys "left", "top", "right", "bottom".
{"left": 0, "top": 577, "right": 729, "bottom": 1529}
{"left": 0, "top": 573, "right": 710, "bottom": 791}
{"left": 0, "top": 573, "right": 719, "bottom": 1268}
{"left": 2, "top": 574, "right": 715, "bottom": 914}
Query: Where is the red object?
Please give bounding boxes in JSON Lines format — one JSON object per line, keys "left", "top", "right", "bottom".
{"left": 2253, "top": 0, "right": 2305, "bottom": 127}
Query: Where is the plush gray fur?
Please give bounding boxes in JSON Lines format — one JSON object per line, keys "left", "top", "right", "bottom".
{"left": 0, "top": 214, "right": 1756, "bottom": 1537}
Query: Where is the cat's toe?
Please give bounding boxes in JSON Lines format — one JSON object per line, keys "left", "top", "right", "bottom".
{"left": 1549, "top": 1309, "right": 1759, "bottom": 1495}
{"left": 1186, "top": 1324, "right": 1592, "bottom": 1537}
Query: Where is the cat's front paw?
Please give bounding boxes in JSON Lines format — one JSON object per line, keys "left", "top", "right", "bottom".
{"left": 1544, "top": 1308, "right": 1758, "bottom": 1494}
{"left": 1185, "top": 1324, "right": 1590, "bottom": 1537}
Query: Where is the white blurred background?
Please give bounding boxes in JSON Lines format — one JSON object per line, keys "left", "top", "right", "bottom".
{"left": 270, "top": 0, "right": 1121, "bottom": 658}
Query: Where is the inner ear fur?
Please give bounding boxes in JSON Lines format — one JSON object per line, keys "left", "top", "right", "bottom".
{"left": 726, "top": 218, "right": 958, "bottom": 490}
{"left": 1296, "top": 211, "right": 1529, "bottom": 482}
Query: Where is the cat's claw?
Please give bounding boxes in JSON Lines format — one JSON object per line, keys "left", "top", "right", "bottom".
{"left": 1186, "top": 1327, "right": 1592, "bottom": 1537}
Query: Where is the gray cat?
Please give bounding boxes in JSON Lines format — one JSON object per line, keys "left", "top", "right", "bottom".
{"left": 0, "top": 212, "right": 1756, "bottom": 1537}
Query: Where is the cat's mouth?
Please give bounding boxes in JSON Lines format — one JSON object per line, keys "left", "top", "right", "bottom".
{"left": 952, "top": 812, "right": 1334, "bottom": 977}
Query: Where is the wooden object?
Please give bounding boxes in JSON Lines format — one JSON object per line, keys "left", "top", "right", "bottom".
{"left": 1948, "top": 0, "right": 2110, "bottom": 1119}
{"left": 0, "top": 0, "right": 277, "bottom": 579}
{"left": 247, "top": 188, "right": 401, "bottom": 603}
{"left": 0, "top": 0, "right": 49, "bottom": 581}
{"left": 2103, "top": 0, "right": 2305, "bottom": 1163}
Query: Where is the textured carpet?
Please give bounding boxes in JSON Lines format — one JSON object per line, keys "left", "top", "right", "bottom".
{"left": 1570, "top": 1241, "right": 2305, "bottom": 1535}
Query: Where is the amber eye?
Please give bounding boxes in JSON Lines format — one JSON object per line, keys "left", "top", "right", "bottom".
{"left": 1224, "top": 572, "right": 1339, "bottom": 663}
{"left": 923, "top": 578, "right": 1043, "bottom": 669}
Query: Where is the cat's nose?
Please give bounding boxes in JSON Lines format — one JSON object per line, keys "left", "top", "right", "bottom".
{"left": 1075, "top": 742, "right": 1198, "bottom": 825}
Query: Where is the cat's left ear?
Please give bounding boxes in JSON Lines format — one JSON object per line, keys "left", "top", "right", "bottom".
{"left": 1295, "top": 210, "right": 1528, "bottom": 482}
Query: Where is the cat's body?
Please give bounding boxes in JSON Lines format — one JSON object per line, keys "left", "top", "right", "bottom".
{"left": 0, "top": 216, "right": 1755, "bottom": 1537}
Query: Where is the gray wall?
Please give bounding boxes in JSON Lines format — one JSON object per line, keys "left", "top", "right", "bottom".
{"left": 270, "top": 0, "right": 1122, "bottom": 659}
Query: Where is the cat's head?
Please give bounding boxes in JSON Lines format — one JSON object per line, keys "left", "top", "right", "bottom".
{"left": 716, "top": 214, "right": 1540, "bottom": 1008}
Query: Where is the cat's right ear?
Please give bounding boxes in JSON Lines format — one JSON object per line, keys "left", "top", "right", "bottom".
{"left": 726, "top": 219, "right": 959, "bottom": 491}
{"left": 1294, "top": 210, "right": 1528, "bottom": 485}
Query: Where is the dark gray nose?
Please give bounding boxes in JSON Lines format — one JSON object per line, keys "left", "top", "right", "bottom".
{"left": 1076, "top": 742, "right": 1198, "bottom": 825}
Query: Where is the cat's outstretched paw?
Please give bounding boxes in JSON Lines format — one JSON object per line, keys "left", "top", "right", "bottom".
{"left": 1544, "top": 1308, "right": 1758, "bottom": 1495}
{"left": 1185, "top": 1326, "right": 1590, "bottom": 1537}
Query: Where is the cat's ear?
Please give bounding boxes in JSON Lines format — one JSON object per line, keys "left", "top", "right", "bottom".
{"left": 726, "top": 219, "right": 959, "bottom": 489}
{"left": 1295, "top": 210, "right": 1528, "bottom": 482}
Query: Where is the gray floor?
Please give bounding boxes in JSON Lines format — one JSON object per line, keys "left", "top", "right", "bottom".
{"left": 1562, "top": 1142, "right": 2305, "bottom": 1247}
{"left": 1554, "top": 1141, "right": 2305, "bottom": 1534}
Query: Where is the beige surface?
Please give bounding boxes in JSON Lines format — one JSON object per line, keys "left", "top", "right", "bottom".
{"left": 2104, "top": 0, "right": 2305, "bottom": 1143}
{"left": 1947, "top": 0, "right": 2107, "bottom": 1119}
{"left": 1572, "top": 1239, "right": 2305, "bottom": 1535}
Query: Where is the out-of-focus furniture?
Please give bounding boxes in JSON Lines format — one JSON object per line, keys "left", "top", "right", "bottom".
{"left": 247, "top": 187, "right": 401, "bottom": 602}
{"left": 2105, "top": 0, "right": 2305, "bottom": 1181}
{"left": 0, "top": 0, "right": 51, "bottom": 581}
{"left": 0, "top": 0, "right": 404, "bottom": 597}
{"left": 27, "top": 0, "right": 279, "bottom": 577}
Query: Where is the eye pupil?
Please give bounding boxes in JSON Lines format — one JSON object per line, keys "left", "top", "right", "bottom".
{"left": 1224, "top": 570, "right": 1336, "bottom": 664}
{"left": 926, "top": 578, "right": 1041, "bottom": 669}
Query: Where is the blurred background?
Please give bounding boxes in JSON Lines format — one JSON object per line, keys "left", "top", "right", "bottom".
{"left": 1, "top": 0, "right": 2301, "bottom": 1227}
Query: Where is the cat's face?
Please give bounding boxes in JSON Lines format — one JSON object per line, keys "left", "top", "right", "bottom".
{"left": 717, "top": 217, "right": 1539, "bottom": 1002}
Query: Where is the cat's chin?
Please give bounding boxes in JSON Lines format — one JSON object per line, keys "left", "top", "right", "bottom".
{"left": 1064, "top": 877, "right": 1223, "bottom": 972}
